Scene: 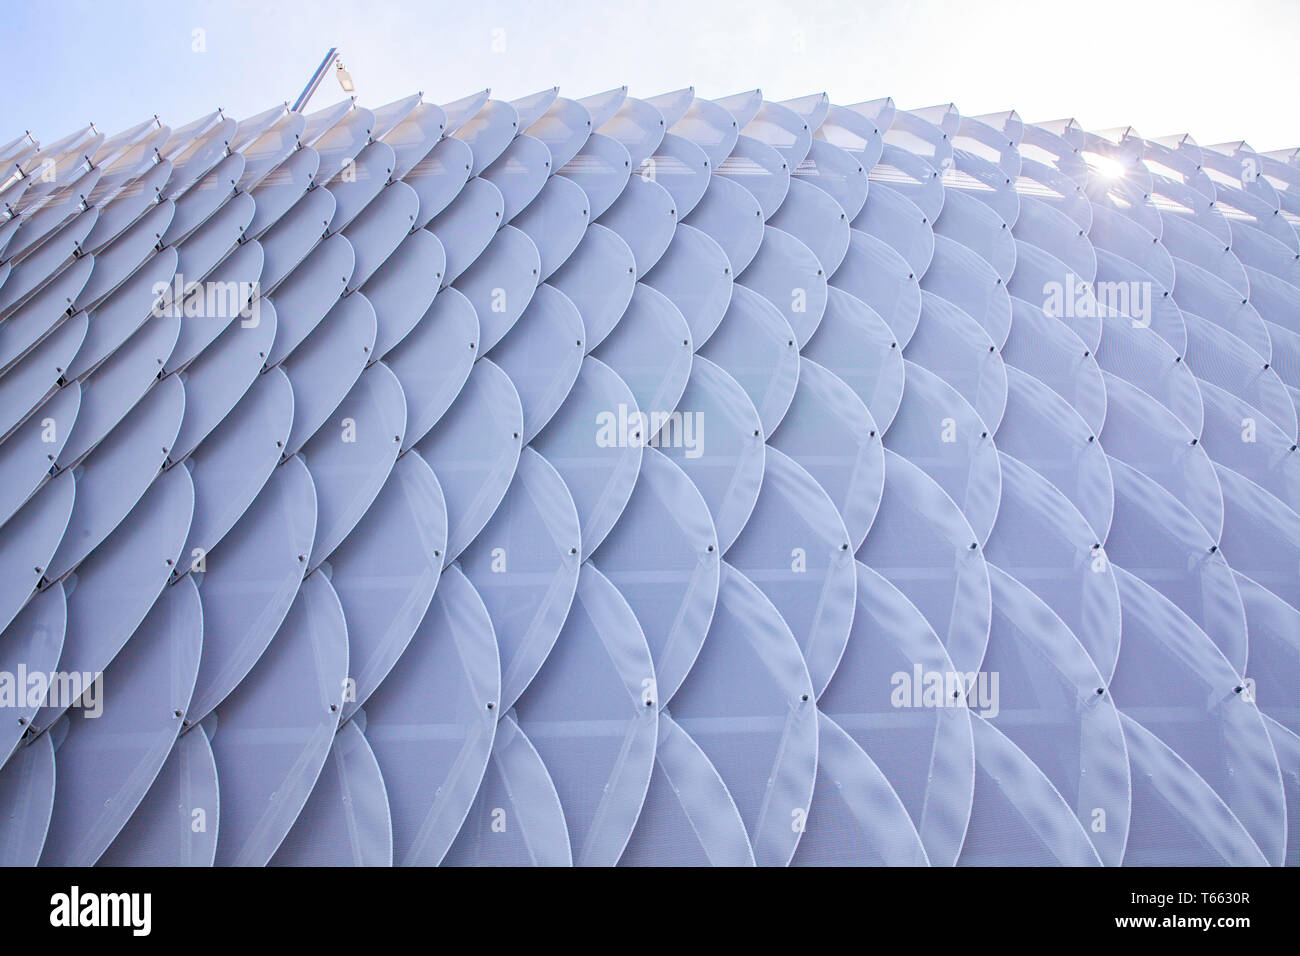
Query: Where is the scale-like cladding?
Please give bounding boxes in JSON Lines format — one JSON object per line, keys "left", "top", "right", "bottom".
{"left": 0, "top": 87, "right": 1297, "bottom": 868}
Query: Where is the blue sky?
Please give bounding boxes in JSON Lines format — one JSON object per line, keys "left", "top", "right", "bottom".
{"left": 4, "top": 0, "right": 1299, "bottom": 152}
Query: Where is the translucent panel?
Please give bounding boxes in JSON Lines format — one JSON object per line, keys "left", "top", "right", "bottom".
{"left": 640, "top": 223, "right": 733, "bottom": 348}
{"left": 619, "top": 711, "right": 754, "bottom": 866}
{"left": 1095, "top": 310, "right": 1203, "bottom": 437}
{"left": 904, "top": 293, "right": 1007, "bottom": 435}
{"left": 55, "top": 311, "right": 179, "bottom": 466}
{"left": 459, "top": 448, "right": 581, "bottom": 711}
{"left": 885, "top": 360, "right": 1001, "bottom": 546}
{"left": 801, "top": 287, "right": 905, "bottom": 434}
{"left": 382, "top": 101, "right": 448, "bottom": 181}
{"left": 0, "top": 733, "right": 55, "bottom": 866}
{"left": 558, "top": 133, "right": 632, "bottom": 221}
{"left": 404, "top": 137, "right": 473, "bottom": 231}
{"left": 794, "top": 138, "right": 869, "bottom": 224}
{"left": 360, "top": 228, "right": 444, "bottom": 360}
{"left": 259, "top": 189, "right": 335, "bottom": 294}
{"left": 725, "top": 446, "right": 855, "bottom": 694}
{"left": 870, "top": 145, "right": 944, "bottom": 221}
{"left": 682, "top": 173, "right": 765, "bottom": 276}
{"left": 270, "top": 721, "right": 393, "bottom": 866}
{"left": 246, "top": 147, "right": 318, "bottom": 239}
{"left": 97, "top": 724, "right": 219, "bottom": 867}
{"left": 737, "top": 226, "right": 827, "bottom": 347}
{"left": 164, "top": 153, "right": 245, "bottom": 246}
{"left": 46, "top": 375, "right": 183, "bottom": 580}
{"left": 596, "top": 176, "right": 677, "bottom": 278}
{"left": 1088, "top": 203, "right": 1174, "bottom": 289}
{"left": 514, "top": 564, "right": 656, "bottom": 865}
{"left": 818, "top": 562, "right": 974, "bottom": 867}
{"left": 180, "top": 366, "right": 294, "bottom": 557}
{"left": 210, "top": 572, "right": 349, "bottom": 867}
{"left": 331, "top": 451, "right": 446, "bottom": 720}
{"left": 831, "top": 229, "right": 921, "bottom": 349}
{"left": 1196, "top": 378, "right": 1300, "bottom": 513}
{"left": 1099, "top": 371, "right": 1223, "bottom": 539}
{"left": 934, "top": 189, "right": 1016, "bottom": 282}
{"left": 301, "top": 361, "right": 406, "bottom": 568}
{"left": 637, "top": 133, "right": 711, "bottom": 221}
{"left": 1106, "top": 458, "right": 1248, "bottom": 672}
{"left": 591, "top": 282, "right": 692, "bottom": 420}
{"left": 0, "top": 385, "right": 79, "bottom": 529}
{"left": 34, "top": 466, "right": 190, "bottom": 732}
{"left": 1234, "top": 572, "right": 1300, "bottom": 734}
{"left": 1012, "top": 196, "right": 1095, "bottom": 282}
{"left": 532, "top": 356, "right": 643, "bottom": 558}
{"left": 39, "top": 576, "right": 201, "bottom": 865}
{"left": 453, "top": 100, "right": 521, "bottom": 177}
{"left": 670, "top": 96, "right": 741, "bottom": 170}
{"left": 816, "top": 103, "right": 885, "bottom": 172}
{"left": 1183, "top": 310, "right": 1296, "bottom": 439}
{"left": 453, "top": 225, "right": 541, "bottom": 354}
{"left": 995, "top": 366, "right": 1113, "bottom": 542}
{"left": 1173, "top": 256, "right": 1271, "bottom": 361}
{"left": 264, "top": 234, "right": 354, "bottom": 367}
{"left": 0, "top": 210, "right": 98, "bottom": 314}
{"left": 0, "top": 256, "right": 93, "bottom": 375}
{"left": 525, "top": 96, "right": 593, "bottom": 171}
{"left": 653, "top": 356, "right": 764, "bottom": 553}
{"left": 853, "top": 181, "right": 935, "bottom": 280}
{"left": 0, "top": 312, "right": 83, "bottom": 447}
{"left": 0, "top": 584, "right": 65, "bottom": 761}
{"left": 1214, "top": 463, "right": 1300, "bottom": 613}
{"left": 1111, "top": 568, "right": 1285, "bottom": 865}
{"left": 959, "top": 716, "right": 1101, "bottom": 866}
{"left": 443, "top": 715, "right": 571, "bottom": 866}
{"left": 69, "top": 248, "right": 178, "bottom": 383}
{"left": 1007, "top": 240, "right": 1102, "bottom": 353}
{"left": 792, "top": 711, "right": 929, "bottom": 866}
{"left": 547, "top": 224, "right": 635, "bottom": 351}
{"left": 388, "top": 287, "right": 479, "bottom": 451}
{"left": 668, "top": 563, "right": 818, "bottom": 866}
{"left": 742, "top": 99, "right": 812, "bottom": 169}
{"left": 282, "top": 292, "right": 377, "bottom": 457}
{"left": 168, "top": 298, "right": 277, "bottom": 463}
{"left": 982, "top": 564, "right": 1129, "bottom": 865}
{"left": 921, "top": 235, "right": 1012, "bottom": 349}
{"left": 236, "top": 111, "right": 305, "bottom": 191}
{"left": 439, "top": 90, "right": 491, "bottom": 139}
{"left": 510, "top": 88, "right": 559, "bottom": 130}
{"left": 167, "top": 239, "right": 264, "bottom": 374}
{"left": 312, "top": 108, "right": 375, "bottom": 186}
{"left": 364, "top": 565, "right": 499, "bottom": 866}
{"left": 482, "top": 134, "right": 551, "bottom": 222}
{"left": 768, "top": 357, "right": 884, "bottom": 550}
{"left": 1162, "top": 212, "right": 1248, "bottom": 296}
{"left": 645, "top": 88, "right": 695, "bottom": 129}
{"left": 769, "top": 178, "right": 850, "bottom": 278}
{"left": 715, "top": 135, "right": 790, "bottom": 221}
{"left": 697, "top": 284, "right": 800, "bottom": 437}
{"left": 984, "top": 452, "right": 1120, "bottom": 680}
{"left": 341, "top": 181, "right": 419, "bottom": 291}
{"left": 415, "top": 358, "right": 523, "bottom": 563}
{"left": 187, "top": 455, "right": 315, "bottom": 724}
{"left": 325, "top": 141, "right": 395, "bottom": 234}
{"left": 1262, "top": 716, "right": 1300, "bottom": 867}
{"left": 510, "top": 174, "right": 590, "bottom": 280}
{"left": 1091, "top": 249, "right": 1187, "bottom": 354}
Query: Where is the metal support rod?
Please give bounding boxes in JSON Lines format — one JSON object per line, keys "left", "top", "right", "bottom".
{"left": 292, "top": 47, "right": 339, "bottom": 113}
